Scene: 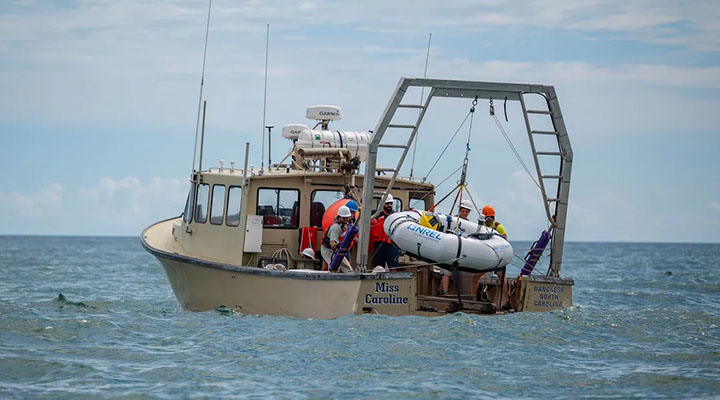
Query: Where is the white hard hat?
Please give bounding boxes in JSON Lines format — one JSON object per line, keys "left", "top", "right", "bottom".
{"left": 460, "top": 200, "right": 473, "bottom": 210}
{"left": 337, "top": 205, "right": 352, "bottom": 218}
{"left": 301, "top": 248, "right": 315, "bottom": 259}
{"left": 384, "top": 194, "right": 394, "bottom": 204}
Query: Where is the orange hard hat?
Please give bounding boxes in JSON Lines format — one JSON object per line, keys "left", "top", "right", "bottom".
{"left": 482, "top": 205, "right": 495, "bottom": 217}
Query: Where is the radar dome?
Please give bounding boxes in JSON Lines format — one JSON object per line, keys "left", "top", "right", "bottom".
{"left": 282, "top": 124, "right": 309, "bottom": 140}
{"left": 306, "top": 105, "right": 342, "bottom": 121}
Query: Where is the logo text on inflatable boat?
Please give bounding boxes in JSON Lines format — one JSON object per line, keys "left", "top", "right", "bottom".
{"left": 405, "top": 224, "right": 442, "bottom": 241}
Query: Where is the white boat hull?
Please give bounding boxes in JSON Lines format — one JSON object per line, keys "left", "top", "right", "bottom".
{"left": 141, "top": 219, "right": 416, "bottom": 319}
{"left": 157, "top": 256, "right": 361, "bottom": 318}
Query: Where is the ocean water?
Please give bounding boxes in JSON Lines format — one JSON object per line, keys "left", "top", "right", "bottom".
{"left": 0, "top": 236, "right": 718, "bottom": 399}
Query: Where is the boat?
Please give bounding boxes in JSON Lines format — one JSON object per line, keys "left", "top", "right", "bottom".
{"left": 142, "top": 78, "right": 575, "bottom": 318}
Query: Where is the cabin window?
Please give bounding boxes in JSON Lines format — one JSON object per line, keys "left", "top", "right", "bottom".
{"left": 257, "top": 188, "right": 300, "bottom": 229}
{"left": 409, "top": 191, "right": 432, "bottom": 211}
{"left": 209, "top": 184, "right": 226, "bottom": 225}
{"left": 194, "top": 184, "right": 210, "bottom": 223}
{"left": 372, "top": 196, "right": 403, "bottom": 214}
{"left": 183, "top": 183, "right": 194, "bottom": 222}
{"left": 226, "top": 186, "right": 242, "bottom": 226}
{"left": 409, "top": 197, "right": 427, "bottom": 211}
{"left": 310, "top": 190, "right": 344, "bottom": 229}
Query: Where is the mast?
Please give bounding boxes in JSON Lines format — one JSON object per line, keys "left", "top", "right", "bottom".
{"left": 186, "top": 0, "right": 212, "bottom": 230}
{"left": 261, "top": 24, "right": 270, "bottom": 171}
{"left": 191, "top": 0, "right": 213, "bottom": 174}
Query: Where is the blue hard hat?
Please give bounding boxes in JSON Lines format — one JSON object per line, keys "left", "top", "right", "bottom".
{"left": 346, "top": 200, "right": 359, "bottom": 212}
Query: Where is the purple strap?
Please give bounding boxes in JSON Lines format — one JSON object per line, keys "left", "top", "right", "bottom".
{"left": 520, "top": 229, "right": 551, "bottom": 276}
{"left": 329, "top": 224, "right": 359, "bottom": 272}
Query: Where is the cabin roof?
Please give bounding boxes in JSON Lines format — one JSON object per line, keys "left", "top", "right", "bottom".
{"left": 199, "top": 167, "right": 435, "bottom": 189}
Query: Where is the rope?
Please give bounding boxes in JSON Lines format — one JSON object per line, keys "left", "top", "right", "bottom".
{"left": 448, "top": 187, "right": 462, "bottom": 217}
{"left": 409, "top": 165, "right": 462, "bottom": 209}
{"left": 435, "top": 166, "right": 463, "bottom": 189}
{"left": 271, "top": 248, "right": 296, "bottom": 269}
{"left": 423, "top": 98, "right": 478, "bottom": 216}
{"left": 491, "top": 113, "right": 541, "bottom": 189}
{"left": 422, "top": 110, "right": 472, "bottom": 182}
{"left": 410, "top": 33, "right": 432, "bottom": 178}
{"left": 451, "top": 97, "right": 477, "bottom": 216}
{"left": 428, "top": 183, "right": 460, "bottom": 212}
{"left": 464, "top": 99, "right": 476, "bottom": 163}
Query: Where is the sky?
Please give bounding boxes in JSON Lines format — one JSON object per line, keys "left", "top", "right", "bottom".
{"left": 0, "top": 0, "right": 719, "bottom": 242}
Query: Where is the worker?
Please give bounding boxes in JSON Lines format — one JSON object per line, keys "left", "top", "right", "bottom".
{"left": 370, "top": 195, "right": 398, "bottom": 270}
{"left": 472, "top": 205, "right": 510, "bottom": 307}
{"left": 481, "top": 205, "right": 506, "bottom": 238}
{"left": 320, "top": 205, "right": 352, "bottom": 271}
{"left": 346, "top": 200, "right": 359, "bottom": 223}
{"left": 457, "top": 199, "right": 472, "bottom": 220}
{"left": 437, "top": 199, "right": 473, "bottom": 296}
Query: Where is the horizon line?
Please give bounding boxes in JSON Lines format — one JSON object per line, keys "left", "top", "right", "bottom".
{"left": 0, "top": 234, "right": 718, "bottom": 245}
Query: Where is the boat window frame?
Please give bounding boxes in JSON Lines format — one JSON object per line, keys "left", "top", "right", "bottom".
{"left": 209, "top": 184, "right": 227, "bottom": 226}
{"left": 194, "top": 183, "right": 210, "bottom": 224}
{"left": 183, "top": 183, "right": 194, "bottom": 223}
{"left": 310, "top": 189, "right": 345, "bottom": 230}
{"left": 371, "top": 196, "right": 403, "bottom": 214}
{"left": 409, "top": 197, "right": 426, "bottom": 211}
{"left": 256, "top": 187, "right": 301, "bottom": 230}
{"left": 409, "top": 191, "right": 431, "bottom": 211}
{"left": 225, "top": 185, "right": 243, "bottom": 227}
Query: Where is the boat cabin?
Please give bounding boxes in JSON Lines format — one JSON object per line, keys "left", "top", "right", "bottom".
{"left": 172, "top": 166, "right": 434, "bottom": 270}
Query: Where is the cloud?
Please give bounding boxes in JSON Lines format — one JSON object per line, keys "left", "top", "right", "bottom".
{"left": 428, "top": 60, "right": 720, "bottom": 89}
{"left": 1, "top": 0, "right": 718, "bottom": 133}
{"left": 489, "top": 170, "right": 550, "bottom": 240}
{"left": 0, "top": 183, "right": 64, "bottom": 216}
{"left": 2, "top": 0, "right": 718, "bottom": 64}
{"left": 420, "top": 60, "right": 720, "bottom": 144}
{"left": 78, "top": 176, "right": 187, "bottom": 229}
{"left": 0, "top": 177, "right": 187, "bottom": 235}
{"left": 564, "top": 183, "right": 720, "bottom": 243}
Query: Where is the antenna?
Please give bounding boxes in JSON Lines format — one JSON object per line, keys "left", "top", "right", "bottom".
{"left": 198, "top": 100, "right": 208, "bottom": 173}
{"left": 186, "top": 0, "right": 212, "bottom": 231}
{"left": 266, "top": 125, "right": 274, "bottom": 167}
{"left": 410, "top": 32, "right": 432, "bottom": 178}
{"left": 261, "top": 23, "right": 270, "bottom": 171}
{"left": 191, "top": 0, "right": 213, "bottom": 174}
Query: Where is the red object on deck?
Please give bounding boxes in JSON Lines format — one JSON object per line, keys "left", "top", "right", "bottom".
{"left": 300, "top": 227, "right": 318, "bottom": 253}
